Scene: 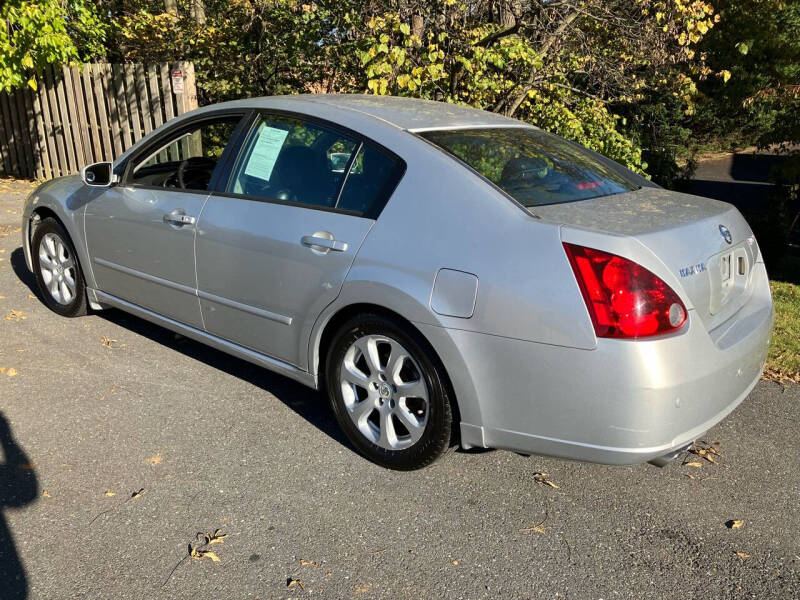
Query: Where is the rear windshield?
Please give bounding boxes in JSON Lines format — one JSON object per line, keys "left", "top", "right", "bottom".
{"left": 421, "top": 127, "right": 639, "bottom": 207}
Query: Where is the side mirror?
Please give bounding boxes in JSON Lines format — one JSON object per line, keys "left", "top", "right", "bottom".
{"left": 81, "top": 162, "right": 117, "bottom": 187}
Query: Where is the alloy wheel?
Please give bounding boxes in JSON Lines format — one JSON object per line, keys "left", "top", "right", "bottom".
{"left": 38, "top": 232, "right": 77, "bottom": 305}
{"left": 339, "top": 334, "right": 429, "bottom": 450}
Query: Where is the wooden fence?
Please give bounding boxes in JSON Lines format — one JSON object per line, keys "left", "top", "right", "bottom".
{"left": 0, "top": 62, "right": 198, "bottom": 180}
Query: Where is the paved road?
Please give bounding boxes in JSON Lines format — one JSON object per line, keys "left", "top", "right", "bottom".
{"left": 1, "top": 179, "right": 799, "bottom": 600}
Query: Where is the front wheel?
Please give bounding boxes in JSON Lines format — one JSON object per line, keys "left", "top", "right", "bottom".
{"left": 325, "top": 314, "right": 452, "bottom": 470}
{"left": 31, "top": 217, "right": 87, "bottom": 317}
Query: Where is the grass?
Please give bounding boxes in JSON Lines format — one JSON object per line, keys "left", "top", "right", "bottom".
{"left": 767, "top": 255, "right": 800, "bottom": 383}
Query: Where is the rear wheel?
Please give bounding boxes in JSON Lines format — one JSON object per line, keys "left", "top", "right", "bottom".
{"left": 325, "top": 314, "right": 452, "bottom": 470}
{"left": 31, "top": 217, "right": 87, "bottom": 317}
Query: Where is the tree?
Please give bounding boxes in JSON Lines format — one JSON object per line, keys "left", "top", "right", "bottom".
{"left": 0, "top": 0, "right": 106, "bottom": 92}
{"left": 103, "top": 0, "right": 723, "bottom": 178}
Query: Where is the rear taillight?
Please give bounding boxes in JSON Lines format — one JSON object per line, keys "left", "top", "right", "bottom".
{"left": 563, "top": 243, "right": 687, "bottom": 339}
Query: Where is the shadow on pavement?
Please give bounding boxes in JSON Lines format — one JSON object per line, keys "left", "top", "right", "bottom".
{"left": 0, "top": 412, "right": 37, "bottom": 600}
{"left": 100, "top": 307, "right": 352, "bottom": 449}
{"left": 9, "top": 247, "right": 351, "bottom": 453}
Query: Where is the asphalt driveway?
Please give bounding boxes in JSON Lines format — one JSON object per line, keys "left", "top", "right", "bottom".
{"left": 1, "top": 179, "right": 798, "bottom": 599}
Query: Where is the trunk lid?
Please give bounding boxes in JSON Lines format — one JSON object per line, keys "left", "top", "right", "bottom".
{"left": 535, "top": 187, "right": 759, "bottom": 332}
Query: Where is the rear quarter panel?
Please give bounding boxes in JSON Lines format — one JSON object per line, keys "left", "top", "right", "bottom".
{"left": 309, "top": 131, "right": 598, "bottom": 430}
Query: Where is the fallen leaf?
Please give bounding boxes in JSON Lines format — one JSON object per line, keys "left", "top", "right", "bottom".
{"left": 685, "top": 474, "right": 696, "bottom": 479}
{"left": 690, "top": 441, "right": 723, "bottom": 463}
{"left": 4, "top": 310, "right": 26, "bottom": 321}
{"left": 103, "top": 491, "right": 116, "bottom": 497}
{"left": 520, "top": 524, "right": 546, "bottom": 534}
{"left": 451, "top": 559, "right": 459, "bottom": 566}
{"left": 300, "top": 559, "right": 318, "bottom": 567}
{"left": 42, "top": 490, "right": 51, "bottom": 498}
{"left": 726, "top": 519, "right": 744, "bottom": 529}
{"left": 17, "top": 463, "right": 35, "bottom": 470}
{"left": 354, "top": 583, "right": 372, "bottom": 594}
{"left": 735, "top": 551, "right": 751, "bottom": 559}
{"left": 7, "top": 367, "right": 18, "bottom": 377}
{"left": 208, "top": 529, "right": 227, "bottom": 545}
{"left": 130, "top": 488, "right": 145, "bottom": 499}
{"left": 149, "top": 454, "right": 162, "bottom": 465}
{"left": 533, "top": 472, "right": 559, "bottom": 488}
{"left": 0, "top": 295, "right": 5, "bottom": 299}
{"left": 100, "top": 336, "right": 118, "bottom": 348}
{"left": 685, "top": 461, "right": 703, "bottom": 468}
{"left": 287, "top": 577, "right": 305, "bottom": 590}
{"left": 520, "top": 512, "right": 548, "bottom": 534}
{"left": 28, "top": 294, "right": 36, "bottom": 300}
{"left": 197, "top": 529, "right": 227, "bottom": 545}
{"left": 190, "top": 547, "right": 220, "bottom": 562}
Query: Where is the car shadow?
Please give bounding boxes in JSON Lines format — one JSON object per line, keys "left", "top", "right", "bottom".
{"left": 9, "top": 247, "right": 351, "bottom": 451}
{"left": 0, "top": 412, "right": 38, "bottom": 600}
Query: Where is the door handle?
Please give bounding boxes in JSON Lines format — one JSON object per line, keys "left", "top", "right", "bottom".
{"left": 163, "top": 212, "right": 196, "bottom": 226}
{"left": 301, "top": 234, "right": 348, "bottom": 253}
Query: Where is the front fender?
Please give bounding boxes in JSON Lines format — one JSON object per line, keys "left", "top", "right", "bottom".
{"left": 22, "top": 176, "right": 99, "bottom": 289}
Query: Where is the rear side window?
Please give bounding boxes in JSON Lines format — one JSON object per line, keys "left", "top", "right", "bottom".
{"left": 421, "top": 128, "right": 639, "bottom": 207}
{"left": 336, "top": 144, "right": 399, "bottom": 216}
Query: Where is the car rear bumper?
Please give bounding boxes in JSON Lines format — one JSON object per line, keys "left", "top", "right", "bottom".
{"left": 422, "top": 262, "right": 773, "bottom": 465}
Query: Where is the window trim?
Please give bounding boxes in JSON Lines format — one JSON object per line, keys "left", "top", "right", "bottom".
{"left": 217, "top": 108, "right": 407, "bottom": 220}
{"left": 119, "top": 109, "right": 251, "bottom": 195}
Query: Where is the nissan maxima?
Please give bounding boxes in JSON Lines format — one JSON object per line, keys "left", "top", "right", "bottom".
{"left": 21, "top": 95, "right": 773, "bottom": 470}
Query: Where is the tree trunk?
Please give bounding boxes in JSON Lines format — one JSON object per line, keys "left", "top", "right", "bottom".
{"left": 191, "top": 0, "right": 206, "bottom": 24}
{"left": 411, "top": 14, "right": 424, "bottom": 39}
{"left": 493, "top": 0, "right": 521, "bottom": 28}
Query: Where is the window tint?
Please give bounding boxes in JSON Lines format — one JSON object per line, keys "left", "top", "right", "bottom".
{"left": 230, "top": 115, "right": 359, "bottom": 209}
{"left": 131, "top": 117, "right": 240, "bottom": 191}
{"left": 336, "top": 144, "right": 398, "bottom": 215}
{"left": 421, "top": 128, "right": 639, "bottom": 207}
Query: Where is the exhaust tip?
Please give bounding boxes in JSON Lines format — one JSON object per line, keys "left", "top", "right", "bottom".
{"left": 648, "top": 442, "right": 694, "bottom": 468}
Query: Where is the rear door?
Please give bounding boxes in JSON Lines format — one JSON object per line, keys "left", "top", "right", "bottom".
{"left": 195, "top": 112, "right": 404, "bottom": 369}
{"left": 85, "top": 114, "right": 244, "bottom": 328}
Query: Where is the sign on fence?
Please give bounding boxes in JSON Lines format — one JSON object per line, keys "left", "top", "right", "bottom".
{"left": 0, "top": 61, "right": 198, "bottom": 180}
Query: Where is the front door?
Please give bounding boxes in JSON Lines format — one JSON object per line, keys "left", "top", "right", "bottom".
{"left": 84, "top": 115, "right": 242, "bottom": 328}
{"left": 195, "top": 113, "right": 402, "bottom": 369}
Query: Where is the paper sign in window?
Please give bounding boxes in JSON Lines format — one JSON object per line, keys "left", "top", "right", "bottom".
{"left": 243, "top": 124, "right": 289, "bottom": 181}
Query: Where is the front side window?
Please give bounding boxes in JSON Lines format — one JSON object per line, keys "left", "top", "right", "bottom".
{"left": 421, "top": 127, "right": 639, "bottom": 207}
{"left": 229, "top": 115, "right": 359, "bottom": 209}
{"left": 130, "top": 116, "right": 241, "bottom": 191}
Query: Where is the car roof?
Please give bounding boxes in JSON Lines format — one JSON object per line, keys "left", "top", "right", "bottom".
{"left": 225, "top": 94, "right": 530, "bottom": 132}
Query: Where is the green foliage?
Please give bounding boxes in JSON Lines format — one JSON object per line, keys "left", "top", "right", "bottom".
{"left": 0, "top": 0, "right": 105, "bottom": 92}
{"left": 694, "top": 0, "right": 800, "bottom": 149}
{"left": 8, "top": 0, "right": 750, "bottom": 184}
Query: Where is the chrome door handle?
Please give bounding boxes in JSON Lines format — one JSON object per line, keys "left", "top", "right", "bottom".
{"left": 301, "top": 235, "right": 348, "bottom": 252}
{"left": 163, "top": 212, "right": 196, "bottom": 226}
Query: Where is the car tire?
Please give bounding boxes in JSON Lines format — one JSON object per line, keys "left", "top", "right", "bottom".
{"left": 325, "top": 313, "right": 453, "bottom": 470}
{"left": 31, "top": 217, "right": 88, "bottom": 318}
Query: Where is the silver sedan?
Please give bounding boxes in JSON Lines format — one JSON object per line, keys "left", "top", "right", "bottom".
{"left": 21, "top": 95, "right": 773, "bottom": 470}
